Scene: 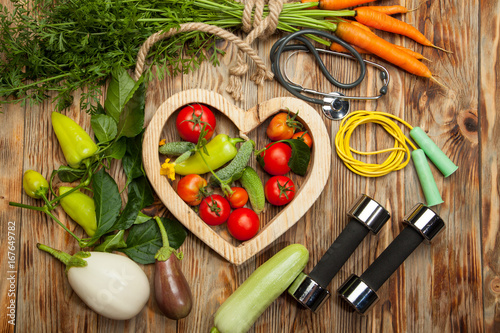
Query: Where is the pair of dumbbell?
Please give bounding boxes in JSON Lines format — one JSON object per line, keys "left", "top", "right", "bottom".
{"left": 288, "top": 194, "right": 445, "bottom": 314}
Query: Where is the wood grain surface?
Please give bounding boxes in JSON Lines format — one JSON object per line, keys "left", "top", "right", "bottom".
{"left": 0, "top": 0, "right": 498, "bottom": 332}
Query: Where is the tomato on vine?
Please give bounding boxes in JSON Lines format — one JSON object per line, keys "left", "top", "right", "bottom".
{"left": 176, "top": 104, "right": 216, "bottom": 143}
{"left": 292, "top": 131, "right": 312, "bottom": 148}
{"left": 176, "top": 174, "right": 207, "bottom": 206}
{"left": 266, "top": 111, "right": 303, "bottom": 141}
{"left": 259, "top": 142, "right": 292, "bottom": 176}
{"left": 199, "top": 194, "right": 230, "bottom": 226}
{"left": 265, "top": 176, "right": 295, "bottom": 206}
{"left": 226, "top": 187, "right": 249, "bottom": 209}
{"left": 227, "top": 208, "right": 259, "bottom": 241}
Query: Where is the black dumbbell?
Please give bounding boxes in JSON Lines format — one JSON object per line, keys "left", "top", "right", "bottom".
{"left": 288, "top": 194, "right": 390, "bottom": 312}
{"left": 337, "top": 203, "right": 445, "bottom": 314}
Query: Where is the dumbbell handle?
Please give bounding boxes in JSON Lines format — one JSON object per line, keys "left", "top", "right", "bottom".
{"left": 309, "top": 218, "right": 369, "bottom": 288}
{"left": 360, "top": 226, "right": 424, "bottom": 291}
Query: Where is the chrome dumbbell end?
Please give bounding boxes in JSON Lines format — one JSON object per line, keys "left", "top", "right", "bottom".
{"left": 337, "top": 275, "right": 379, "bottom": 314}
{"left": 348, "top": 194, "right": 391, "bottom": 235}
{"left": 288, "top": 272, "right": 330, "bottom": 313}
{"left": 403, "top": 203, "right": 445, "bottom": 243}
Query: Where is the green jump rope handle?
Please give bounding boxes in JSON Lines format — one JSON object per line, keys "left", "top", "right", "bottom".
{"left": 411, "top": 149, "right": 444, "bottom": 207}
{"left": 409, "top": 127, "right": 458, "bottom": 177}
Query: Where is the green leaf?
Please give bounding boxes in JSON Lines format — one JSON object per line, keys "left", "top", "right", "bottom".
{"left": 91, "top": 168, "right": 122, "bottom": 240}
{"left": 134, "top": 212, "right": 152, "bottom": 225}
{"left": 116, "top": 81, "right": 145, "bottom": 139}
{"left": 91, "top": 114, "right": 117, "bottom": 143}
{"left": 102, "top": 137, "right": 127, "bottom": 160}
{"left": 93, "top": 230, "right": 127, "bottom": 252}
{"left": 111, "top": 176, "right": 154, "bottom": 231}
{"left": 56, "top": 165, "right": 86, "bottom": 182}
{"left": 282, "top": 139, "right": 311, "bottom": 176}
{"left": 104, "top": 67, "right": 137, "bottom": 122}
{"left": 121, "top": 217, "right": 187, "bottom": 264}
{"left": 122, "top": 131, "right": 145, "bottom": 188}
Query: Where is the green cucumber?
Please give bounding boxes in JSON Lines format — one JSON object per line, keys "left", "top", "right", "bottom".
{"left": 209, "top": 139, "right": 255, "bottom": 186}
{"left": 159, "top": 141, "right": 195, "bottom": 156}
{"left": 212, "top": 244, "right": 309, "bottom": 333}
{"left": 239, "top": 166, "right": 265, "bottom": 214}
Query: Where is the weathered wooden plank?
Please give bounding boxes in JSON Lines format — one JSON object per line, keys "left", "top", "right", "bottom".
{"left": 480, "top": 0, "right": 500, "bottom": 332}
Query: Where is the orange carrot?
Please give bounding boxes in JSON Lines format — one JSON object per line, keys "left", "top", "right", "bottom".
{"left": 301, "top": 0, "right": 319, "bottom": 9}
{"left": 334, "top": 21, "right": 433, "bottom": 77}
{"left": 303, "top": 0, "right": 377, "bottom": 10}
{"left": 354, "top": 7, "right": 440, "bottom": 49}
{"left": 361, "top": 5, "right": 410, "bottom": 15}
{"left": 330, "top": 42, "right": 369, "bottom": 54}
{"left": 394, "top": 45, "right": 428, "bottom": 61}
{"left": 330, "top": 40, "right": 427, "bottom": 61}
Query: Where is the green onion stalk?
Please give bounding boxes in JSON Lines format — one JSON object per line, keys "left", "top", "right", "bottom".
{"left": 0, "top": 0, "right": 354, "bottom": 111}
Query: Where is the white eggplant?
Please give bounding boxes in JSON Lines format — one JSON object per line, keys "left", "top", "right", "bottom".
{"left": 38, "top": 244, "right": 150, "bottom": 320}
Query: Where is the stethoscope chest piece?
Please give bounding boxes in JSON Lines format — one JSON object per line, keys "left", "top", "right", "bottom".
{"left": 322, "top": 92, "right": 350, "bottom": 120}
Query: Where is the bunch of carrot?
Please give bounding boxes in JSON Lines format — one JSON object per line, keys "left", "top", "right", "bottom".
{"left": 302, "top": 0, "right": 449, "bottom": 83}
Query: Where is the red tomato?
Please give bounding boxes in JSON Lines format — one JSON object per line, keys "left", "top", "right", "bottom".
{"left": 199, "top": 194, "right": 230, "bottom": 226}
{"left": 176, "top": 174, "right": 207, "bottom": 206}
{"left": 226, "top": 187, "right": 249, "bottom": 209}
{"left": 176, "top": 104, "right": 216, "bottom": 143}
{"left": 227, "top": 208, "right": 260, "bottom": 241}
{"left": 260, "top": 142, "right": 292, "bottom": 175}
{"left": 292, "top": 131, "right": 313, "bottom": 148}
{"left": 265, "top": 176, "right": 296, "bottom": 206}
{"left": 266, "top": 112, "right": 295, "bottom": 141}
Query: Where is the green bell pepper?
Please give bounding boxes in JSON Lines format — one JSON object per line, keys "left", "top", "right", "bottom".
{"left": 22, "top": 170, "right": 49, "bottom": 199}
{"left": 175, "top": 134, "right": 244, "bottom": 175}
{"left": 58, "top": 186, "right": 97, "bottom": 237}
{"left": 51, "top": 112, "right": 98, "bottom": 168}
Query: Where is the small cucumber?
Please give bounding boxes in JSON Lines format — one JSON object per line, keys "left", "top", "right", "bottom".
{"left": 212, "top": 244, "right": 309, "bottom": 333}
{"left": 239, "top": 166, "right": 265, "bottom": 214}
{"left": 210, "top": 139, "right": 255, "bottom": 186}
{"left": 159, "top": 141, "right": 195, "bottom": 156}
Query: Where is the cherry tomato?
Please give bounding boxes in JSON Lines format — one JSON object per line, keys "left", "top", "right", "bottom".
{"left": 292, "top": 131, "right": 313, "bottom": 148}
{"left": 266, "top": 113, "right": 294, "bottom": 141}
{"left": 260, "top": 142, "right": 292, "bottom": 175}
{"left": 226, "top": 187, "right": 249, "bottom": 209}
{"left": 227, "top": 208, "right": 260, "bottom": 241}
{"left": 176, "top": 174, "right": 207, "bottom": 206}
{"left": 199, "top": 194, "right": 230, "bottom": 226}
{"left": 176, "top": 104, "right": 216, "bottom": 143}
{"left": 265, "top": 176, "right": 296, "bottom": 206}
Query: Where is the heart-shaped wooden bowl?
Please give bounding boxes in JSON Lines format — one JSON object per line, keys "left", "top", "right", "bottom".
{"left": 143, "top": 89, "right": 331, "bottom": 265}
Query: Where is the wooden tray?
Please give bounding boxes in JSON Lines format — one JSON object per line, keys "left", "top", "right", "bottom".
{"left": 142, "top": 89, "right": 331, "bottom": 265}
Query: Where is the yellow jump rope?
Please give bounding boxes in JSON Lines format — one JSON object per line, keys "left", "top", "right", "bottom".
{"left": 334, "top": 111, "right": 458, "bottom": 206}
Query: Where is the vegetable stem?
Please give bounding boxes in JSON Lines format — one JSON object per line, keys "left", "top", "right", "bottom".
{"left": 37, "top": 243, "right": 72, "bottom": 266}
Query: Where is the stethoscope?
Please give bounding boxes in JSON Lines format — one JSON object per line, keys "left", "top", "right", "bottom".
{"left": 270, "top": 29, "right": 390, "bottom": 120}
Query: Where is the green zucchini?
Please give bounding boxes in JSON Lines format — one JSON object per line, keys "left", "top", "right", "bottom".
{"left": 239, "top": 166, "right": 265, "bottom": 214}
{"left": 211, "top": 244, "right": 309, "bottom": 333}
{"left": 159, "top": 141, "right": 195, "bottom": 156}
{"left": 209, "top": 139, "right": 255, "bottom": 186}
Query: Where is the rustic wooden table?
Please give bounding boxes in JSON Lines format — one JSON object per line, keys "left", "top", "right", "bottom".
{"left": 1, "top": 0, "right": 499, "bottom": 332}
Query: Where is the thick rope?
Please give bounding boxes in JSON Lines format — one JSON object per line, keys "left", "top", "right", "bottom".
{"left": 134, "top": 22, "right": 273, "bottom": 82}
{"left": 134, "top": 1, "right": 284, "bottom": 100}
{"left": 227, "top": 0, "right": 284, "bottom": 100}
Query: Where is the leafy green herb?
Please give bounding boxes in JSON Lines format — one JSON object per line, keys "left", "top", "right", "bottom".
{"left": 91, "top": 114, "right": 118, "bottom": 143}
{"left": 91, "top": 168, "right": 122, "bottom": 240}
{"left": 111, "top": 176, "right": 154, "bottom": 231}
{"left": 121, "top": 217, "right": 187, "bottom": 264}
{"left": 0, "top": 0, "right": 349, "bottom": 111}
{"left": 93, "top": 230, "right": 127, "bottom": 253}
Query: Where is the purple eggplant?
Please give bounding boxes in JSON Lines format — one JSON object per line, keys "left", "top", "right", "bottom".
{"left": 153, "top": 216, "right": 193, "bottom": 319}
{"left": 155, "top": 253, "right": 193, "bottom": 319}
